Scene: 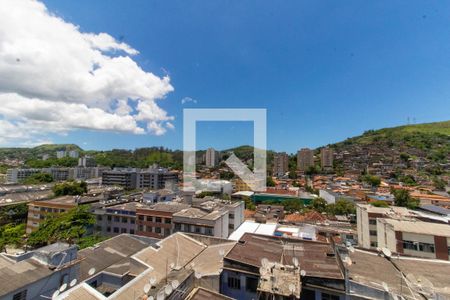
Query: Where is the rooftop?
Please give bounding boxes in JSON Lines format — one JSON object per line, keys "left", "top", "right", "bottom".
{"left": 185, "top": 287, "right": 235, "bottom": 300}
{"left": 379, "top": 218, "right": 450, "bottom": 237}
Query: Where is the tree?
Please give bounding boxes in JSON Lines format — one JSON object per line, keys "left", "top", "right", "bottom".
{"left": 433, "top": 177, "right": 446, "bottom": 191}
{"left": 371, "top": 200, "right": 389, "bottom": 208}
{"left": 327, "top": 199, "right": 355, "bottom": 216}
{"left": 392, "top": 189, "right": 419, "bottom": 209}
{"left": 288, "top": 169, "right": 297, "bottom": 179}
{"left": 53, "top": 181, "right": 87, "bottom": 196}
{"left": 22, "top": 172, "right": 53, "bottom": 184}
{"left": 361, "top": 175, "right": 381, "bottom": 187}
{"left": 311, "top": 197, "right": 327, "bottom": 213}
{"left": 0, "top": 223, "right": 25, "bottom": 252}
{"left": 242, "top": 196, "right": 255, "bottom": 211}
{"left": 27, "top": 205, "right": 95, "bottom": 248}
{"left": 266, "top": 176, "right": 276, "bottom": 187}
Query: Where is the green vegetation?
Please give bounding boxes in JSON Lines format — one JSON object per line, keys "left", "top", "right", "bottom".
{"left": 21, "top": 172, "right": 53, "bottom": 184}
{"left": 371, "top": 200, "right": 389, "bottom": 208}
{"left": 76, "top": 235, "right": 108, "bottom": 250}
{"left": 25, "top": 157, "right": 78, "bottom": 168}
{"left": 242, "top": 196, "right": 256, "bottom": 210}
{"left": 311, "top": 197, "right": 327, "bottom": 213}
{"left": 264, "top": 199, "right": 306, "bottom": 214}
{"left": 392, "top": 189, "right": 420, "bottom": 209}
{"left": 433, "top": 177, "right": 447, "bottom": 190}
{"left": 266, "top": 176, "right": 276, "bottom": 187}
{"left": 361, "top": 174, "right": 381, "bottom": 187}
{"left": 53, "top": 181, "right": 87, "bottom": 196}
{"left": 0, "top": 223, "right": 25, "bottom": 252}
{"left": 27, "top": 206, "right": 95, "bottom": 248}
{"left": 326, "top": 199, "right": 356, "bottom": 216}
{"left": 0, "top": 203, "right": 28, "bottom": 226}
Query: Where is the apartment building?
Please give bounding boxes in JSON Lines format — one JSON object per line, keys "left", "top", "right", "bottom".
{"left": 297, "top": 148, "right": 314, "bottom": 172}
{"left": 101, "top": 168, "right": 178, "bottom": 190}
{"left": 377, "top": 219, "right": 450, "bottom": 260}
{"left": 272, "top": 152, "right": 289, "bottom": 178}
{"left": 6, "top": 168, "right": 41, "bottom": 183}
{"left": 206, "top": 147, "right": 220, "bottom": 167}
{"left": 26, "top": 195, "right": 102, "bottom": 233}
{"left": 321, "top": 147, "right": 334, "bottom": 170}
{"left": 136, "top": 202, "right": 189, "bottom": 239}
{"left": 356, "top": 204, "right": 413, "bottom": 249}
{"left": 94, "top": 202, "right": 147, "bottom": 236}
{"left": 78, "top": 156, "right": 96, "bottom": 167}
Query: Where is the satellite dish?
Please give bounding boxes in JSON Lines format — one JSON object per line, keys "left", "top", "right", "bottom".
{"left": 148, "top": 297, "right": 154, "bottom": 300}
{"left": 382, "top": 282, "right": 389, "bottom": 292}
{"left": 300, "top": 270, "right": 306, "bottom": 277}
{"left": 156, "top": 292, "right": 165, "bottom": 300}
{"left": 70, "top": 279, "right": 77, "bottom": 287}
{"left": 288, "top": 283, "right": 296, "bottom": 293}
{"left": 292, "top": 257, "right": 299, "bottom": 267}
{"left": 171, "top": 280, "right": 180, "bottom": 289}
{"left": 52, "top": 290, "right": 60, "bottom": 299}
{"left": 164, "top": 285, "right": 173, "bottom": 295}
{"left": 381, "top": 248, "right": 392, "bottom": 258}
{"left": 219, "top": 249, "right": 225, "bottom": 257}
{"left": 150, "top": 277, "right": 157, "bottom": 285}
{"left": 88, "top": 267, "right": 96, "bottom": 276}
{"left": 195, "top": 271, "right": 203, "bottom": 279}
{"left": 59, "top": 283, "right": 67, "bottom": 292}
{"left": 144, "top": 284, "right": 151, "bottom": 294}
{"left": 261, "top": 258, "right": 269, "bottom": 267}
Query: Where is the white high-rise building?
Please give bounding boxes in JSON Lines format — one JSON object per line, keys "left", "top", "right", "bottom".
{"left": 205, "top": 148, "right": 220, "bottom": 167}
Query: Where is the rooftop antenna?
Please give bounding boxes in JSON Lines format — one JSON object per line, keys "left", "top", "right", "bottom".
{"left": 382, "top": 282, "right": 389, "bottom": 292}
{"left": 150, "top": 277, "right": 157, "bottom": 286}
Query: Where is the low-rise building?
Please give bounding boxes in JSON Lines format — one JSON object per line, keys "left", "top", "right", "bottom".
{"left": 377, "top": 218, "right": 450, "bottom": 260}
{"left": 0, "top": 242, "right": 80, "bottom": 300}
{"left": 136, "top": 202, "right": 190, "bottom": 239}
{"left": 94, "top": 202, "right": 147, "bottom": 236}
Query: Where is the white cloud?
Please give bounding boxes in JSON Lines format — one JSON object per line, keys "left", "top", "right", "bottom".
{"left": 0, "top": 0, "right": 174, "bottom": 145}
{"left": 181, "top": 96, "right": 198, "bottom": 104}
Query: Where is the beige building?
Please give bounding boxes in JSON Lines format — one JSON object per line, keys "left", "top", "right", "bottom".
{"left": 206, "top": 148, "right": 220, "bottom": 167}
{"left": 377, "top": 219, "right": 450, "bottom": 260}
{"left": 356, "top": 204, "right": 413, "bottom": 249}
{"left": 272, "top": 152, "right": 289, "bottom": 177}
{"left": 297, "top": 148, "right": 314, "bottom": 172}
{"left": 320, "top": 147, "right": 333, "bottom": 170}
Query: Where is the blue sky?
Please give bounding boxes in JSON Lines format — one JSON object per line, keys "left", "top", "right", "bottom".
{"left": 39, "top": 1, "right": 450, "bottom": 152}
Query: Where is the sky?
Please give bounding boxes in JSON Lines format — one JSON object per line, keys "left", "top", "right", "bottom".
{"left": 1, "top": 1, "right": 450, "bottom": 153}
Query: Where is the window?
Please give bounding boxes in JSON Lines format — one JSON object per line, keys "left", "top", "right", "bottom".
{"left": 155, "top": 217, "right": 162, "bottom": 223}
{"left": 113, "top": 227, "right": 119, "bottom": 233}
{"left": 229, "top": 224, "right": 234, "bottom": 230}
{"left": 418, "top": 242, "right": 435, "bottom": 253}
{"left": 448, "top": 247, "right": 450, "bottom": 255}
{"left": 155, "top": 227, "right": 161, "bottom": 233}
{"left": 97, "top": 215, "right": 102, "bottom": 221}
{"left": 227, "top": 275, "right": 241, "bottom": 290}
{"left": 107, "top": 227, "right": 111, "bottom": 232}
{"left": 246, "top": 276, "right": 258, "bottom": 292}
{"left": 121, "top": 228, "right": 127, "bottom": 233}
{"left": 130, "top": 219, "right": 135, "bottom": 224}
{"left": 369, "top": 219, "right": 377, "bottom": 225}
{"left": 195, "top": 226, "right": 201, "bottom": 233}
{"left": 107, "top": 215, "right": 112, "bottom": 221}
{"left": 165, "top": 218, "right": 171, "bottom": 224}
{"left": 370, "top": 241, "right": 378, "bottom": 247}
{"left": 138, "top": 215, "right": 144, "bottom": 221}
{"left": 229, "top": 213, "right": 234, "bottom": 219}
{"left": 174, "top": 223, "right": 181, "bottom": 231}
{"left": 205, "top": 228, "right": 213, "bottom": 236}
{"left": 321, "top": 292, "right": 340, "bottom": 300}
{"left": 138, "top": 225, "right": 143, "bottom": 231}
{"left": 114, "top": 216, "right": 120, "bottom": 222}
{"left": 122, "top": 217, "right": 128, "bottom": 223}
{"left": 403, "top": 240, "right": 417, "bottom": 251}
{"left": 164, "top": 228, "right": 171, "bottom": 236}
{"left": 13, "top": 290, "right": 27, "bottom": 300}
{"left": 146, "top": 226, "right": 153, "bottom": 232}
{"left": 130, "top": 229, "right": 135, "bottom": 234}
{"left": 369, "top": 230, "right": 377, "bottom": 236}
{"left": 146, "top": 216, "right": 153, "bottom": 222}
